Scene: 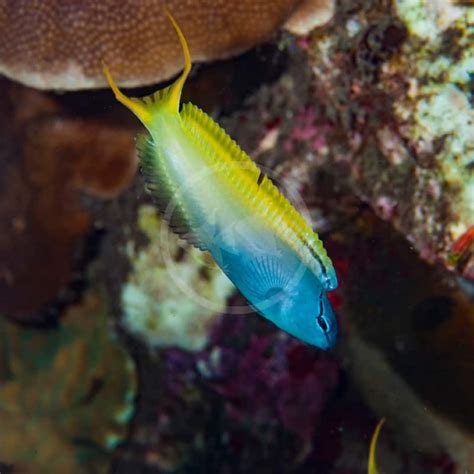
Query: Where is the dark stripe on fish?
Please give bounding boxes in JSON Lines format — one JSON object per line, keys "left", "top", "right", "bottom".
{"left": 301, "top": 236, "right": 330, "bottom": 285}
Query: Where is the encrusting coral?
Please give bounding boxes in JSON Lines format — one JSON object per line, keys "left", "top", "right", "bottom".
{"left": 212, "top": 0, "right": 472, "bottom": 283}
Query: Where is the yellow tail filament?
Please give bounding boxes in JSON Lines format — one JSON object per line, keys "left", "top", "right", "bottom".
{"left": 165, "top": 8, "right": 192, "bottom": 110}
{"left": 103, "top": 63, "right": 152, "bottom": 126}
{"left": 368, "top": 418, "right": 385, "bottom": 474}
{"left": 102, "top": 9, "right": 192, "bottom": 123}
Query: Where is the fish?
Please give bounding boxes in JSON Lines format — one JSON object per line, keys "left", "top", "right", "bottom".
{"left": 103, "top": 10, "right": 338, "bottom": 349}
{"left": 368, "top": 418, "right": 385, "bottom": 474}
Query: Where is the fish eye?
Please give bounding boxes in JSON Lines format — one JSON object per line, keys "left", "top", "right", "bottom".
{"left": 317, "top": 315, "right": 328, "bottom": 332}
{"left": 316, "top": 291, "right": 328, "bottom": 332}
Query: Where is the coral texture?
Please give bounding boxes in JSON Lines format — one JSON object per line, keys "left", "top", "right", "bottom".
{"left": 0, "top": 79, "right": 137, "bottom": 321}
{"left": 0, "top": 0, "right": 332, "bottom": 90}
{"left": 0, "top": 290, "right": 136, "bottom": 473}
{"left": 306, "top": 0, "right": 473, "bottom": 279}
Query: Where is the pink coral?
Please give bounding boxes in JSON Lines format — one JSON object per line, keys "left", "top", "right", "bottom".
{"left": 285, "top": 106, "right": 332, "bottom": 154}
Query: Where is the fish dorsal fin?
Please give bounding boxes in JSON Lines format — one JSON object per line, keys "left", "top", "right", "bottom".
{"left": 103, "top": 9, "right": 191, "bottom": 128}
{"left": 180, "top": 103, "right": 261, "bottom": 177}
{"left": 138, "top": 135, "right": 208, "bottom": 251}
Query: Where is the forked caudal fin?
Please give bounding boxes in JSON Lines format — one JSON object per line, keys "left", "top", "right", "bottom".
{"left": 102, "top": 8, "right": 192, "bottom": 127}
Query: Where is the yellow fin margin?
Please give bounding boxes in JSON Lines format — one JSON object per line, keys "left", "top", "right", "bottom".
{"left": 103, "top": 8, "right": 192, "bottom": 125}
{"left": 368, "top": 418, "right": 385, "bottom": 474}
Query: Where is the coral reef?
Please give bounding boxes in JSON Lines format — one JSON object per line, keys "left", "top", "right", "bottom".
{"left": 0, "top": 289, "right": 136, "bottom": 473}
{"left": 111, "top": 3, "right": 473, "bottom": 467}
{"left": 306, "top": 0, "right": 474, "bottom": 280}
{"left": 0, "top": 1, "right": 472, "bottom": 472}
{"left": 115, "top": 309, "right": 342, "bottom": 473}
{"left": 220, "top": 0, "right": 473, "bottom": 281}
{"left": 0, "top": 78, "right": 137, "bottom": 321}
{"left": 104, "top": 178, "right": 463, "bottom": 473}
{"left": 121, "top": 205, "right": 235, "bottom": 351}
{"left": 0, "top": 0, "right": 333, "bottom": 90}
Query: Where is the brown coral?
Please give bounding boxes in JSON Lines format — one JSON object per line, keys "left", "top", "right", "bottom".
{"left": 0, "top": 0, "right": 334, "bottom": 90}
{"left": 0, "top": 79, "right": 137, "bottom": 320}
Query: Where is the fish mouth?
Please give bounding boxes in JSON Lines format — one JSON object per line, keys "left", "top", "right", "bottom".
{"left": 324, "top": 332, "right": 337, "bottom": 350}
{"left": 316, "top": 290, "right": 338, "bottom": 350}
{"left": 322, "top": 323, "right": 338, "bottom": 350}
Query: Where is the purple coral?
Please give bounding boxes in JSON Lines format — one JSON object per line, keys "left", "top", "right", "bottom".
{"left": 201, "top": 314, "right": 339, "bottom": 442}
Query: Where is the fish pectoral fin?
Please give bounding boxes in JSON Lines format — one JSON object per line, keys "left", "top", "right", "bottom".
{"left": 234, "top": 255, "right": 290, "bottom": 302}
{"left": 138, "top": 135, "right": 208, "bottom": 251}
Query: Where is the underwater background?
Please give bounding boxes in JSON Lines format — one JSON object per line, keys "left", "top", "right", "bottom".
{"left": 0, "top": 0, "right": 473, "bottom": 473}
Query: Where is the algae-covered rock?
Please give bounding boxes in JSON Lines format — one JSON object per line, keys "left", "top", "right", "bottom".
{"left": 0, "top": 290, "right": 136, "bottom": 473}
{"left": 306, "top": 0, "right": 474, "bottom": 280}
{"left": 121, "top": 205, "right": 235, "bottom": 351}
